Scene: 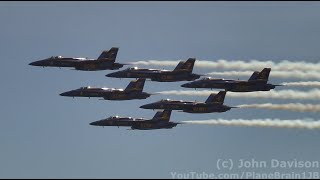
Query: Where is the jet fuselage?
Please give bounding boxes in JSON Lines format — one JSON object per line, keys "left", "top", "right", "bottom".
{"left": 89, "top": 117, "right": 179, "bottom": 130}
{"left": 29, "top": 57, "right": 124, "bottom": 71}
{"left": 60, "top": 87, "right": 151, "bottom": 100}
{"left": 106, "top": 68, "right": 201, "bottom": 82}
{"left": 181, "top": 79, "right": 276, "bottom": 92}
{"left": 140, "top": 100, "right": 233, "bottom": 113}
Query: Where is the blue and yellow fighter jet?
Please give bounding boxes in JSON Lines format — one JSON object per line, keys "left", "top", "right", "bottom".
{"left": 106, "top": 58, "right": 201, "bottom": 82}
{"left": 140, "top": 91, "right": 237, "bottom": 113}
{"left": 90, "top": 110, "right": 180, "bottom": 130}
{"left": 29, "top": 47, "right": 126, "bottom": 71}
{"left": 60, "top": 78, "right": 152, "bottom": 100}
{"left": 181, "top": 68, "right": 282, "bottom": 92}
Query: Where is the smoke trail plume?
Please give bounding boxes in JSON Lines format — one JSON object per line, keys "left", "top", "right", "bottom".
{"left": 281, "top": 81, "right": 320, "bottom": 88}
{"left": 156, "top": 89, "right": 320, "bottom": 100}
{"left": 181, "top": 119, "right": 320, "bottom": 130}
{"left": 206, "top": 71, "right": 320, "bottom": 80}
{"left": 238, "top": 103, "right": 320, "bottom": 112}
{"left": 130, "top": 59, "right": 320, "bottom": 72}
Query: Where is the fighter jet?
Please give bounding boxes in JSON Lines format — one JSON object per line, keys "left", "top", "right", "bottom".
{"left": 60, "top": 78, "right": 152, "bottom": 100}
{"left": 140, "top": 91, "right": 236, "bottom": 113}
{"left": 89, "top": 110, "right": 180, "bottom": 130}
{"left": 181, "top": 68, "right": 282, "bottom": 92}
{"left": 106, "top": 58, "right": 201, "bottom": 82}
{"left": 29, "top": 47, "right": 126, "bottom": 71}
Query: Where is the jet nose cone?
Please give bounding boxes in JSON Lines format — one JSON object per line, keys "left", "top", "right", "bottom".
{"left": 29, "top": 61, "right": 37, "bottom": 66}
{"left": 106, "top": 72, "right": 116, "bottom": 77}
{"left": 29, "top": 60, "right": 46, "bottom": 66}
{"left": 140, "top": 104, "right": 152, "bottom": 109}
{"left": 139, "top": 105, "right": 147, "bottom": 109}
{"left": 60, "top": 91, "right": 72, "bottom": 96}
{"left": 90, "top": 120, "right": 102, "bottom": 126}
{"left": 60, "top": 92, "right": 67, "bottom": 96}
{"left": 181, "top": 83, "right": 191, "bottom": 88}
{"left": 140, "top": 103, "right": 156, "bottom": 109}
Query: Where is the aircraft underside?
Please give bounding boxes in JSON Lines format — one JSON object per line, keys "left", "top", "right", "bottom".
{"left": 75, "top": 64, "right": 122, "bottom": 71}
{"left": 131, "top": 123, "right": 177, "bottom": 130}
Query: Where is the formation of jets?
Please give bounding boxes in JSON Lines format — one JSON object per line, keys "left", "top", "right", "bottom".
{"left": 29, "top": 47, "right": 280, "bottom": 130}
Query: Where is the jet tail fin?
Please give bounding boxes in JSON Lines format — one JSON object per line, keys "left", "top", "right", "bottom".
{"left": 248, "top": 71, "right": 260, "bottom": 81}
{"left": 152, "top": 110, "right": 172, "bottom": 121}
{"left": 97, "top": 47, "right": 119, "bottom": 61}
{"left": 173, "top": 58, "right": 196, "bottom": 73}
{"left": 257, "top": 68, "right": 271, "bottom": 82}
{"left": 205, "top": 91, "right": 226, "bottom": 105}
{"left": 173, "top": 62, "right": 185, "bottom": 71}
{"left": 124, "top": 78, "right": 146, "bottom": 92}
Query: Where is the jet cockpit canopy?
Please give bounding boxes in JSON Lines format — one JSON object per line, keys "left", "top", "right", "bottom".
{"left": 50, "top": 56, "right": 63, "bottom": 59}
{"left": 126, "top": 67, "right": 138, "bottom": 70}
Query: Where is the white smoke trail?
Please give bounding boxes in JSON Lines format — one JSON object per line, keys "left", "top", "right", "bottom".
{"left": 281, "top": 81, "right": 320, "bottom": 88}
{"left": 206, "top": 70, "right": 320, "bottom": 80}
{"left": 156, "top": 89, "right": 320, "bottom": 100}
{"left": 238, "top": 103, "right": 320, "bottom": 112}
{"left": 181, "top": 119, "right": 320, "bottom": 130}
{"left": 130, "top": 59, "right": 320, "bottom": 71}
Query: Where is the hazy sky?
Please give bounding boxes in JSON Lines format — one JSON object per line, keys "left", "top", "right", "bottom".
{"left": 1, "top": 1, "right": 320, "bottom": 178}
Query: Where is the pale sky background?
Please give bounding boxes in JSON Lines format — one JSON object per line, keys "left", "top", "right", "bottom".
{"left": 1, "top": 1, "right": 320, "bottom": 178}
